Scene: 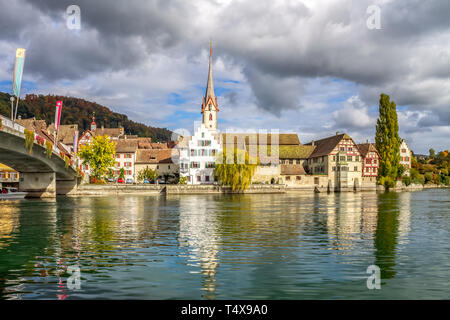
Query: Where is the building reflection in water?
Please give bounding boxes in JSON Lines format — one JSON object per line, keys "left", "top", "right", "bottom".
{"left": 177, "top": 196, "right": 220, "bottom": 299}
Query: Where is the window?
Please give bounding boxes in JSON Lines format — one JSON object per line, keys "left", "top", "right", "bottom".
{"left": 286, "top": 176, "right": 291, "bottom": 181}
{"left": 296, "top": 160, "right": 300, "bottom": 164}
{"left": 289, "top": 160, "right": 293, "bottom": 164}
{"left": 168, "top": 165, "right": 170, "bottom": 169}
{"left": 354, "top": 166, "right": 358, "bottom": 172}
{"left": 348, "top": 147, "right": 353, "bottom": 151}
{"left": 401, "top": 149, "right": 406, "bottom": 153}
{"left": 347, "top": 156, "right": 352, "bottom": 161}
{"left": 116, "top": 154, "right": 120, "bottom": 158}
{"left": 157, "top": 165, "right": 159, "bottom": 169}
{"left": 187, "top": 176, "right": 191, "bottom": 182}
{"left": 340, "top": 156, "right": 346, "bottom": 161}
{"left": 332, "top": 166, "right": 336, "bottom": 171}
{"left": 117, "top": 162, "right": 120, "bottom": 167}
{"left": 197, "top": 176, "right": 201, "bottom": 182}
{"left": 202, "top": 132, "right": 205, "bottom": 138}
{"left": 355, "top": 156, "right": 360, "bottom": 162}
{"left": 366, "top": 158, "right": 372, "bottom": 164}
{"left": 209, "top": 114, "right": 212, "bottom": 121}
{"left": 333, "top": 156, "right": 336, "bottom": 161}
{"left": 340, "top": 147, "right": 345, "bottom": 151}
{"left": 296, "top": 176, "right": 301, "bottom": 181}
{"left": 205, "top": 176, "right": 210, "bottom": 182}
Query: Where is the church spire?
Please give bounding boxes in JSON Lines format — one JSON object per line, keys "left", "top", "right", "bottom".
{"left": 202, "top": 40, "right": 218, "bottom": 113}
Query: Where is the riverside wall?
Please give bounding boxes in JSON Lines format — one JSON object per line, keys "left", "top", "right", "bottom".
{"left": 72, "top": 182, "right": 448, "bottom": 196}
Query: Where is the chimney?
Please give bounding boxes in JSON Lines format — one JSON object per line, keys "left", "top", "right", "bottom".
{"left": 366, "top": 139, "right": 369, "bottom": 143}
{"left": 312, "top": 140, "right": 315, "bottom": 146}
{"left": 336, "top": 131, "right": 339, "bottom": 136}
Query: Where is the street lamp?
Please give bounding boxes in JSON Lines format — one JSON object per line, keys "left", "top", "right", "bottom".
{"left": 10, "top": 96, "right": 15, "bottom": 122}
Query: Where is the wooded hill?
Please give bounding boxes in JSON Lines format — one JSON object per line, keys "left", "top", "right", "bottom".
{"left": 0, "top": 92, "right": 172, "bottom": 142}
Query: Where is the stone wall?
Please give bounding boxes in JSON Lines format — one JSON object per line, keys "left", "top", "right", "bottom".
{"left": 166, "top": 184, "right": 286, "bottom": 194}
{"left": 74, "top": 184, "right": 164, "bottom": 196}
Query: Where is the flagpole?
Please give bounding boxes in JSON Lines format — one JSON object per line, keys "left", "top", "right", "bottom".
{"left": 14, "top": 95, "right": 19, "bottom": 121}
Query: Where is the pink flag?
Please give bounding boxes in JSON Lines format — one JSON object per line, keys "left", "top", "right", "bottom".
{"left": 55, "top": 101, "right": 62, "bottom": 131}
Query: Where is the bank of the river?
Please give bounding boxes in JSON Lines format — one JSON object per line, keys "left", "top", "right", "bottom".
{"left": 71, "top": 182, "right": 448, "bottom": 196}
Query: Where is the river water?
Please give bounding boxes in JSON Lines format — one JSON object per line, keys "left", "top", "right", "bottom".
{"left": 0, "top": 189, "right": 449, "bottom": 300}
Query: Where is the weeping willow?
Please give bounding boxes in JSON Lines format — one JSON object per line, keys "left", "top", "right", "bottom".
{"left": 214, "top": 148, "right": 259, "bottom": 191}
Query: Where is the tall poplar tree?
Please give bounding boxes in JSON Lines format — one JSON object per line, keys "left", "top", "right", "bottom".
{"left": 375, "top": 93, "right": 401, "bottom": 187}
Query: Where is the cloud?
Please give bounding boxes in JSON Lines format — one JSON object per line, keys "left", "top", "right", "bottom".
{"left": 0, "top": 0, "right": 449, "bottom": 153}
{"left": 333, "top": 96, "right": 375, "bottom": 129}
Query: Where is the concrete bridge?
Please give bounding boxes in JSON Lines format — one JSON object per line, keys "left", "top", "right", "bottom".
{"left": 0, "top": 115, "right": 78, "bottom": 197}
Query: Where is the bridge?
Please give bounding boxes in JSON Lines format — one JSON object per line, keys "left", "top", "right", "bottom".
{"left": 0, "top": 115, "right": 78, "bottom": 197}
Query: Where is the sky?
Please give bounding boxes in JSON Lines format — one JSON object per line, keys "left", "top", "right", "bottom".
{"left": 1, "top": 0, "right": 449, "bottom": 154}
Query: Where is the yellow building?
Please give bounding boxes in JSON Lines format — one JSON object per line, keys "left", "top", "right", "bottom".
{"left": 0, "top": 163, "right": 19, "bottom": 184}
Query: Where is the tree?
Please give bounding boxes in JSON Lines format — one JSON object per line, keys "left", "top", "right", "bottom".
{"left": 119, "top": 168, "right": 125, "bottom": 180}
{"left": 137, "top": 166, "right": 157, "bottom": 182}
{"left": 214, "top": 148, "right": 259, "bottom": 191}
{"left": 429, "top": 148, "right": 435, "bottom": 158}
{"left": 375, "top": 93, "right": 401, "bottom": 188}
{"left": 78, "top": 135, "right": 116, "bottom": 180}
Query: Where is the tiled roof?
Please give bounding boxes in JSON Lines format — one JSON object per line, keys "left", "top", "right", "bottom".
{"left": 115, "top": 139, "right": 138, "bottom": 153}
{"left": 280, "top": 164, "right": 306, "bottom": 175}
{"left": 221, "top": 133, "right": 300, "bottom": 146}
{"left": 16, "top": 118, "right": 48, "bottom": 132}
{"left": 279, "top": 145, "right": 316, "bottom": 159}
{"left": 48, "top": 124, "right": 78, "bottom": 145}
{"left": 94, "top": 127, "right": 124, "bottom": 138}
{"left": 356, "top": 143, "right": 379, "bottom": 158}
{"left": 135, "top": 149, "right": 176, "bottom": 164}
{"left": 305, "top": 133, "right": 351, "bottom": 158}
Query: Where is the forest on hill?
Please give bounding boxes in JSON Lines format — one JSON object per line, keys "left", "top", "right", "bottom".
{"left": 0, "top": 92, "right": 172, "bottom": 142}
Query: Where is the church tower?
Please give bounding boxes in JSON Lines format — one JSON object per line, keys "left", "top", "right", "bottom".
{"left": 202, "top": 41, "right": 219, "bottom": 131}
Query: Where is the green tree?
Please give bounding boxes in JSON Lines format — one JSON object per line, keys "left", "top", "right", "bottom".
{"left": 375, "top": 93, "right": 401, "bottom": 188}
{"left": 78, "top": 135, "right": 116, "bottom": 180}
{"left": 214, "top": 148, "right": 259, "bottom": 191}
{"left": 429, "top": 148, "right": 435, "bottom": 158}
{"left": 137, "top": 166, "right": 157, "bottom": 182}
{"left": 119, "top": 168, "right": 125, "bottom": 180}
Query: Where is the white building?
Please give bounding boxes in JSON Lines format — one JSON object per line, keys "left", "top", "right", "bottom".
{"left": 178, "top": 42, "right": 222, "bottom": 184}
{"left": 400, "top": 139, "right": 412, "bottom": 176}
{"left": 114, "top": 139, "right": 138, "bottom": 181}
{"left": 179, "top": 124, "right": 221, "bottom": 184}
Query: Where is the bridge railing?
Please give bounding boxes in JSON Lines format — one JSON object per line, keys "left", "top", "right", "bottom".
{"left": 0, "top": 115, "right": 26, "bottom": 132}
{"left": 0, "top": 114, "right": 77, "bottom": 171}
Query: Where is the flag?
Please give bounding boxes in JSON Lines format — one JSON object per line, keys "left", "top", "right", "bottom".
{"left": 55, "top": 101, "right": 62, "bottom": 131}
{"left": 12, "top": 48, "right": 26, "bottom": 97}
{"left": 73, "top": 130, "right": 79, "bottom": 153}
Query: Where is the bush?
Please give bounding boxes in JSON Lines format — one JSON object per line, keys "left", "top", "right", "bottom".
{"left": 443, "top": 176, "right": 450, "bottom": 186}
{"left": 379, "top": 176, "right": 395, "bottom": 189}
{"left": 413, "top": 174, "right": 425, "bottom": 185}
{"left": 424, "top": 172, "right": 434, "bottom": 184}
{"left": 402, "top": 176, "right": 412, "bottom": 186}
{"left": 45, "top": 141, "right": 53, "bottom": 158}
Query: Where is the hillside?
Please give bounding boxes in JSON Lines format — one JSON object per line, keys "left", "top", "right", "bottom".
{"left": 0, "top": 92, "right": 172, "bottom": 142}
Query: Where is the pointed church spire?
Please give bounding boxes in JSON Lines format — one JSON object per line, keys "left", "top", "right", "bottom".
{"left": 204, "top": 40, "right": 216, "bottom": 107}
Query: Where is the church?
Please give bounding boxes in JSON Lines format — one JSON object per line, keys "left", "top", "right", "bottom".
{"left": 177, "top": 43, "right": 301, "bottom": 185}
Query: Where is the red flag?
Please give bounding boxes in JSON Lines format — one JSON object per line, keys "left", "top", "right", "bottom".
{"left": 55, "top": 101, "right": 62, "bottom": 131}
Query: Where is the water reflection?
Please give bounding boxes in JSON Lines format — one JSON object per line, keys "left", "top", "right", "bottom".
{"left": 178, "top": 196, "right": 220, "bottom": 299}
{"left": 0, "top": 188, "right": 446, "bottom": 300}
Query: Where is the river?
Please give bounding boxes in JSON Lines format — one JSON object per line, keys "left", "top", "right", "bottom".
{"left": 0, "top": 189, "right": 449, "bottom": 299}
